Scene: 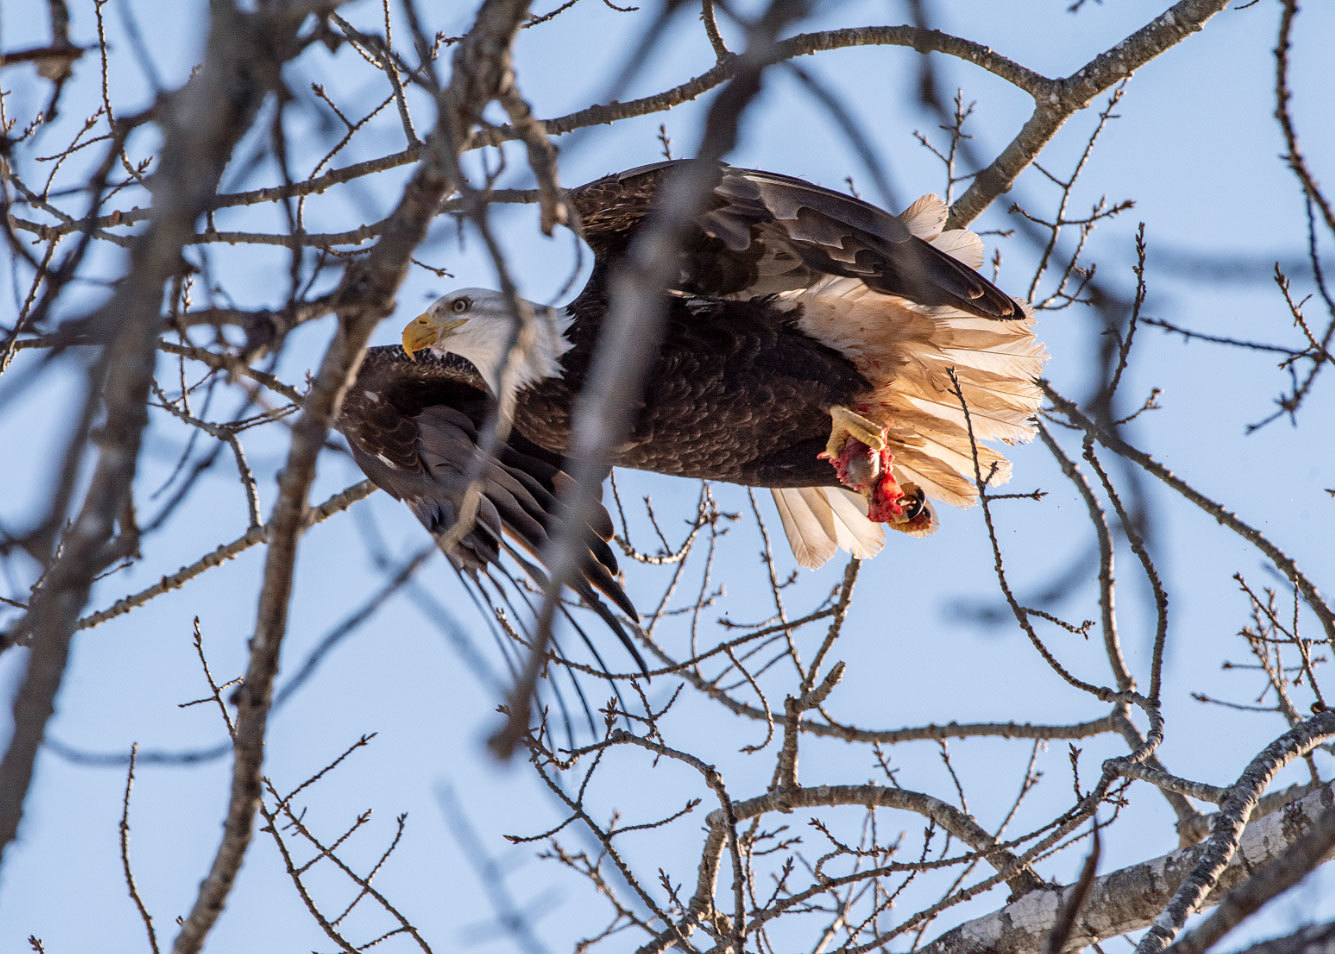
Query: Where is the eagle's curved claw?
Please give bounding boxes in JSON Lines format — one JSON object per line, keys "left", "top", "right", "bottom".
{"left": 882, "top": 482, "right": 936, "bottom": 536}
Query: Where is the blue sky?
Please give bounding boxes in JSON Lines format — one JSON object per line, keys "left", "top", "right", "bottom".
{"left": 1, "top": 1, "right": 1333, "bottom": 951}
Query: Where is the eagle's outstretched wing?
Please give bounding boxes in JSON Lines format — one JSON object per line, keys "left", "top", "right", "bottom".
{"left": 338, "top": 347, "right": 642, "bottom": 668}
{"left": 566, "top": 159, "right": 1023, "bottom": 319}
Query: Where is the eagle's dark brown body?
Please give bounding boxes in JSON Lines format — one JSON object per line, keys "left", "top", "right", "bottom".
{"left": 514, "top": 289, "right": 868, "bottom": 487}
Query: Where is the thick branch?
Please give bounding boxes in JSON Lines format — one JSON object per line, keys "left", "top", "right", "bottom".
{"left": 169, "top": 2, "right": 535, "bottom": 951}
{"left": 1169, "top": 803, "right": 1335, "bottom": 954}
{"left": 0, "top": 0, "right": 300, "bottom": 875}
{"left": 920, "top": 778, "right": 1335, "bottom": 954}
{"left": 1137, "top": 711, "right": 1335, "bottom": 953}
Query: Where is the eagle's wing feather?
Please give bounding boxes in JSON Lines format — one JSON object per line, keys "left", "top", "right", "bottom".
{"left": 566, "top": 160, "right": 1021, "bottom": 320}
{"left": 338, "top": 348, "right": 640, "bottom": 661}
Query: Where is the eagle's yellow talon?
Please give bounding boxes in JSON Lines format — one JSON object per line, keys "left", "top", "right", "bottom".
{"left": 825, "top": 405, "right": 886, "bottom": 459}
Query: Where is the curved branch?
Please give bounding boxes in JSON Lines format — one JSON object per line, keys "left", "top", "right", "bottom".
{"left": 4, "top": 17, "right": 1082, "bottom": 240}
{"left": 14, "top": 1, "right": 1232, "bottom": 249}
{"left": 1042, "top": 383, "right": 1335, "bottom": 644}
{"left": 948, "top": 0, "right": 1233, "bottom": 226}
{"left": 778, "top": 25, "right": 1051, "bottom": 96}
{"left": 683, "top": 782, "right": 1045, "bottom": 936}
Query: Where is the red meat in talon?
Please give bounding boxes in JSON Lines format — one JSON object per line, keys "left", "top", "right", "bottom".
{"left": 822, "top": 436, "right": 881, "bottom": 492}
{"left": 867, "top": 473, "right": 906, "bottom": 522}
{"left": 866, "top": 449, "right": 907, "bottom": 522}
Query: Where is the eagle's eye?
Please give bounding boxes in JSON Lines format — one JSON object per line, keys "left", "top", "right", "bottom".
{"left": 450, "top": 296, "right": 472, "bottom": 315}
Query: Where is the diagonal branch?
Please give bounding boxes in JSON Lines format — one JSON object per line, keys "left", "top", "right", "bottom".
{"left": 170, "top": 3, "right": 537, "bottom": 952}
{"left": 1042, "top": 382, "right": 1335, "bottom": 645}
{"left": 0, "top": 0, "right": 306, "bottom": 876}
{"left": 921, "top": 777, "right": 1335, "bottom": 954}
{"left": 948, "top": 0, "right": 1232, "bottom": 227}
{"left": 493, "top": 0, "right": 814, "bottom": 759}
{"left": 1136, "top": 710, "right": 1335, "bottom": 954}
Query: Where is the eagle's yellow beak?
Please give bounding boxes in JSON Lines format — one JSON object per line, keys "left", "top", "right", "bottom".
{"left": 401, "top": 313, "right": 465, "bottom": 360}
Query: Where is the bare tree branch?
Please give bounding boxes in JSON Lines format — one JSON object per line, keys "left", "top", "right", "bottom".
{"left": 922, "top": 779, "right": 1335, "bottom": 954}
{"left": 0, "top": 0, "right": 307, "bottom": 874}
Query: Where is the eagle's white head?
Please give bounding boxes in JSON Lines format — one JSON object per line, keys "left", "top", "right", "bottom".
{"left": 401, "top": 288, "right": 572, "bottom": 397}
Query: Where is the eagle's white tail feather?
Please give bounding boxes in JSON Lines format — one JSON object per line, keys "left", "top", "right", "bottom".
{"left": 825, "top": 488, "right": 886, "bottom": 558}
{"left": 771, "top": 487, "right": 885, "bottom": 569}
{"left": 898, "top": 194, "right": 947, "bottom": 239}
{"left": 896, "top": 194, "right": 985, "bottom": 268}
{"left": 781, "top": 211, "right": 1048, "bottom": 518}
{"left": 771, "top": 487, "right": 836, "bottom": 569}
{"left": 930, "top": 229, "right": 984, "bottom": 268}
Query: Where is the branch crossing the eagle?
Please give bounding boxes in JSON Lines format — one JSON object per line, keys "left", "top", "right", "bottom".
{"left": 339, "top": 160, "right": 1048, "bottom": 663}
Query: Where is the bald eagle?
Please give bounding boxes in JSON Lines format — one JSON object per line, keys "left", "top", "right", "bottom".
{"left": 338, "top": 161, "right": 1046, "bottom": 661}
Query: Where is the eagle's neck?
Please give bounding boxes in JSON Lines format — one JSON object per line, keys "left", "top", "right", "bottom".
{"left": 442, "top": 305, "right": 573, "bottom": 401}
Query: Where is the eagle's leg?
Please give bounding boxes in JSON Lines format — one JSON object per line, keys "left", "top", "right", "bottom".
{"left": 821, "top": 405, "right": 934, "bottom": 533}
{"left": 819, "top": 406, "right": 887, "bottom": 494}
{"left": 820, "top": 405, "right": 902, "bottom": 512}
{"left": 822, "top": 406, "right": 885, "bottom": 461}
